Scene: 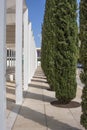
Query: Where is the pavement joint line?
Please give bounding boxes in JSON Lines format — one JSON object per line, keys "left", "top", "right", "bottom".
{"left": 7, "top": 104, "right": 15, "bottom": 119}
{"left": 7, "top": 90, "right": 28, "bottom": 130}
{"left": 68, "top": 107, "right": 82, "bottom": 129}
{"left": 43, "top": 100, "right": 48, "bottom": 130}
{"left": 68, "top": 86, "right": 83, "bottom": 129}
{"left": 7, "top": 105, "right": 21, "bottom": 130}
{"left": 41, "top": 81, "right": 48, "bottom": 130}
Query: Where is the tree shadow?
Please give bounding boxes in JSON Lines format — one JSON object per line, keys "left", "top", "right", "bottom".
{"left": 46, "top": 88, "right": 54, "bottom": 91}
{"left": 7, "top": 104, "right": 82, "bottom": 130}
{"left": 6, "top": 66, "right": 82, "bottom": 129}
{"left": 51, "top": 100, "right": 81, "bottom": 108}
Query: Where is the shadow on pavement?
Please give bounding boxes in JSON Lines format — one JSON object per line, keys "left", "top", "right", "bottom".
{"left": 51, "top": 100, "right": 81, "bottom": 108}
{"left": 6, "top": 87, "right": 15, "bottom": 95}
{"left": 31, "top": 79, "right": 48, "bottom": 83}
{"left": 7, "top": 104, "right": 81, "bottom": 130}
{"left": 33, "top": 76, "right": 47, "bottom": 79}
{"left": 7, "top": 97, "right": 15, "bottom": 103}
{"left": 25, "top": 91, "right": 56, "bottom": 103}
{"left": 29, "top": 83, "right": 49, "bottom": 90}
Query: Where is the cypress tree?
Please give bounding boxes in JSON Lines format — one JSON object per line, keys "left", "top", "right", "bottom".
{"left": 54, "top": 0, "right": 78, "bottom": 104}
{"left": 41, "top": 0, "right": 55, "bottom": 90}
{"left": 80, "top": 0, "right": 87, "bottom": 129}
{"left": 41, "top": 0, "right": 78, "bottom": 103}
{"left": 41, "top": 0, "right": 49, "bottom": 75}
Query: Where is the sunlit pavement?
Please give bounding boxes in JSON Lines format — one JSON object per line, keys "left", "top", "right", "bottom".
{"left": 6, "top": 66, "right": 85, "bottom": 130}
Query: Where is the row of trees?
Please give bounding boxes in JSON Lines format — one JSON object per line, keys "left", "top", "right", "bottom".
{"left": 41, "top": 0, "right": 87, "bottom": 129}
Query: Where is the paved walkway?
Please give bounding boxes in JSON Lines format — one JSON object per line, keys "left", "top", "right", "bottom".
{"left": 7, "top": 66, "right": 85, "bottom": 130}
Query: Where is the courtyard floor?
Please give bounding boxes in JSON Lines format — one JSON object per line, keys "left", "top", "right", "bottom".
{"left": 6, "top": 66, "right": 85, "bottom": 130}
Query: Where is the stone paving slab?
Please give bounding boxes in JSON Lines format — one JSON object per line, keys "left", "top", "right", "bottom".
{"left": 7, "top": 105, "right": 21, "bottom": 130}
{"left": 7, "top": 66, "right": 85, "bottom": 130}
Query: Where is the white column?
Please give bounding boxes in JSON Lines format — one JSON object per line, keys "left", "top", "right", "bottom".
{"left": 28, "top": 22, "right": 31, "bottom": 83}
{"left": 15, "top": 0, "right": 23, "bottom": 104}
{"left": 24, "top": 9, "right": 29, "bottom": 90}
{"left": 35, "top": 48, "right": 37, "bottom": 69}
{"left": 30, "top": 30, "right": 32, "bottom": 79}
{"left": 0, "top": 0, "right": 6, "bottom": 130}
{"left": 30, "top": 30, "right": 33, "bottom": 79}
{"left": 32, "top": 34, "right": 34, "bottom": 76}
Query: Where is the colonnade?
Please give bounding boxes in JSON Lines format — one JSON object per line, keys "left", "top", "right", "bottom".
{"left": 0, "top": 0, "right": 37, "bottom": 129}
{"left": 23, "top": 9, "right": 37, "bottom": 90}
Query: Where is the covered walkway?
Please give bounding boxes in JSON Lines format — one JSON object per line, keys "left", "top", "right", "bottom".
{"left": 7, "top": 66, "right": 85, "bottom": 130}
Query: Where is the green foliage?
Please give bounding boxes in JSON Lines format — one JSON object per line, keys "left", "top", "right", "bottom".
{"left": 41, "top": 0, "right": 78, "bottom": 103}
{"left": 41, "top": 0, "right": 55, "bottom": 90}
{"left": 54, "top": 0, "right": 78, "bottom": 103}
{"left": 80, "top": 0, "right": 87, "bottom": 128}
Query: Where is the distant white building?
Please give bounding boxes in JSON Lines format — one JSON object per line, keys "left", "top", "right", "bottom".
{"left": 36, "top": 48, "right": 41, "bottom": 66}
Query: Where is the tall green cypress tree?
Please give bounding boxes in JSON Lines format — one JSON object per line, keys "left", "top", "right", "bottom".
{"left": 41, "top": 0, "right": 56, "bottom": 90}
{"left": 41, "top": 0, "right": 49, "bottom": 75}
{"left": 80, "top": 0, "right": 87, "bottom": 129}
{"left": 54, "top": 0, "right": 78, "bottom": 103}
{"left": 41, "top": 0, "right": 78, "bottom": 103}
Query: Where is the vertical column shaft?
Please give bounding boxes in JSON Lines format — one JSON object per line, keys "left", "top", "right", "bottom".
{"left": 0, "top": 0, "right": 6, "bottom": 130}
{"left": 24, "top": 9, "right": 29, "bottom": 90}
{"left": 15, "top": 0, "right": 23, "bottom": 104}
{"left": 28, "top": 22, "right": 31, "bottom": 83}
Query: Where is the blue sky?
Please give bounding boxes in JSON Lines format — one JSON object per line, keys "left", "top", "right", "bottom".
{"left": 77, "top": 0, "right": 80, "bottom": 4}
{"left": 26, "top": 0, "right": 80, "bottom": 48}
{"left": 26, "top": 0, "right": 46, "bottom": 48}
